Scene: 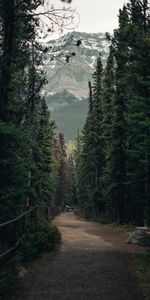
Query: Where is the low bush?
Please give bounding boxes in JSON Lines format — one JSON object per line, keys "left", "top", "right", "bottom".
{"left": 19, "top": 217, "right": 61, "bottom": 263}
{"left": 136, "top": 252, "right": 150, "bottom": 298}
{"left": 139, "top": 236, "right": 150, "bottom": 247}
{"left": 0, "top": 259, "right": 19, "bottom": 299}
{"left": 0, "top": 216, "right": 61, "bottom": 298}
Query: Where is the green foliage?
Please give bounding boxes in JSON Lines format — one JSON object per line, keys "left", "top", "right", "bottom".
{"left": 77, "top": 54, "right": 105, "bottom": 217}
{"left": 0, "top": 259, "right": 19, "bottom": 299}
{"left": 19, "top": 218, "right": 61, "bottom": 263}
{"left": 0, "top": 0, "right": 62, "bottom": 221}
{"left": 136, "top": 252, "right": 150, "bottom": 273}
{"left": 76, "top": 0, "right": 150, "bottom": 225}
{"left": 0, "top": 123, "right": 29, "bottom": 221}
{"left": 139, "top": 236, "right": 150, "bottom": 247}
{"left": 67, "top": 154, "right": 78, "bottom": 206}
{"left": 0, "top": 217, "right": 61, "bottom": 298}
{"left": 0, "top": 4, "right": 62, "bottom": 298}
{"left": 135, "top": 252, "right": 150, "bottom": 297}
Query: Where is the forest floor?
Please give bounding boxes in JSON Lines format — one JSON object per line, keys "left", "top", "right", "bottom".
{"left": 10, "top": 212, "right": 149, "bottom": 300}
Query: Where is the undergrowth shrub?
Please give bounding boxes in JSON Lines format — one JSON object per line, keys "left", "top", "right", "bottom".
{"left": 19, "top": 216, "right": 61, "bottom": 263}
{"left": 0, "top": 258, "right": 19, "bottom": 299}
{"left": 0, "top": 215, "right": 61, "bottom": 298}
{"left": 136, "top": 252, "right": 150, "bottom": 298}
{"left": 139, "top": 236, "right": 150, "bottom": 247}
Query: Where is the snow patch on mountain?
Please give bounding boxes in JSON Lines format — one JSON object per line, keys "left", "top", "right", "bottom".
{"left": 43, "top": 31, "right": 110, "bottom": 107}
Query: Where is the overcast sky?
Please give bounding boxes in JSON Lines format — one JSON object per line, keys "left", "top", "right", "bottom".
{"left": 73, "top": 0, "right": 127, "bottom": 33}
{"left": 49, "top": 0, "right": 127, "bottom": 34}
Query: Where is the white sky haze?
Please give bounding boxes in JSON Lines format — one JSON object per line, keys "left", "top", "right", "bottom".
{"left": 73, "top": 0, "right": 127, "bottom": 33}
{"left": 51, "top": 0, "right": 127, "bottom": 34}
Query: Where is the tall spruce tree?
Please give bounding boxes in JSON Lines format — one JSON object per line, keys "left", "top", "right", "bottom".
{"left": 54, "top": 133, "right": 68, "bottom": 208}
{"left": 125, "top": 0, "right": 150, "bottom": 224}
{"left": 107, "top": 6, "right": 130, "bottom": 224}
{"left": 101, "top": 45, "right": 116, "bottom": 221}
{"left": 0, "top": 0, "right": 65, "bottom": 221}
{"left": 0, "top": 0, "right": 44, "bottom": 221}
{"left": 76, "top": 0, "right": 150, "bottom": 225}
{"left": 78, "top": 54, "right": 104, "bottom": 217}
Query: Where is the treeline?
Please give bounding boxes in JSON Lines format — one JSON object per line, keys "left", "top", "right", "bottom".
{"left": 0, "top": 1, "right": 68, "bottom": 224}
{"left": 72, "top": 0, "right": 150, "bottom": 225}
{"left": 0, "top": 2, "right": 70, "bottom": 293}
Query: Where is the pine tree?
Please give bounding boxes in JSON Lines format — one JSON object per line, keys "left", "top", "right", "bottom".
{"left": 76, "top": 0, "right": 150, "bottom": 226}
{"left": 29, "top": 99, "right": 52, "bottom": 206}
{"left": 54, "top": 133, "right": 68, "bottom": 209}
{"left": 78, "top": 54, "right": 104, "bottom": 217}
{"left": 0, "top": 0, "right": 41, "bottom": 220}
{"left": 125, "top": 0, "right": 150, "bottom": 224}
{"left": 101, "top": 45, "right": 116, "bottom": 221}
{"left": 0, "top": 0, "right": 48, "bottom": 221}
{"left": 108, "top": 6, "right": 130, "bottom": 224}
{"left": 67, "top": 154, "right": 78, "bottom": 207}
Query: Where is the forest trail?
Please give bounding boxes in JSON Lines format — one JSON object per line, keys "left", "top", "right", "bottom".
{"left": 14, "top": 212, "right": 145, "bottom": 300}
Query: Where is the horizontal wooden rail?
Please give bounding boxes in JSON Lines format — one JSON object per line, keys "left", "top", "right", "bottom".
{"left": 0, "top": 238, "right": 22, "bottom": 260}
{"left": 0, "top": 205, "right": 60, "bottom": 264}
{"left": 0, "top": 208, "right": 35, "bottom": 228}
{"left": 0, "top": 208, "right": 36, "bottom": 263}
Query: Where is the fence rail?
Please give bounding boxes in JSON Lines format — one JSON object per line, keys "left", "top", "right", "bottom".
{"left": 0, "top": 208, "right": 35, "bottom": 228}
{"left": 0, "top": 206, "right": 60, "bottom": 264}
{"left": 0, "top": 208, "right": 36, "bottom": 263}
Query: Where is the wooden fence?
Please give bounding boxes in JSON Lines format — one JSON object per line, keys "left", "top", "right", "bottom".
{"left": 0, "top": 208, "right": 36, "bottom": 263}
{"left": 0, "top": 206, "right": 60, "bottom": 264}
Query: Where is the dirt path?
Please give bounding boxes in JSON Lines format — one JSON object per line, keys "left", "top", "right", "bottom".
{"left": 15, "top": 212, "right": 145, "bottom": 300}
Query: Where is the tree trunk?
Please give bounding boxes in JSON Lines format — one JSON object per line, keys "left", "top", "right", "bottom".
{"left": 0, "top": 0, "right": 15, "bottom": 121}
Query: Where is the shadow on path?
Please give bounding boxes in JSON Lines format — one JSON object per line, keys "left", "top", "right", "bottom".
{"left": 14, "top": 212, "right": 145, "bottom": 300}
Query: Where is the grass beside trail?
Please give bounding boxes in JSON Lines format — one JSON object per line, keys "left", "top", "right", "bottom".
{"left": 135, "top": 251, "right": 150, "bottom": 299}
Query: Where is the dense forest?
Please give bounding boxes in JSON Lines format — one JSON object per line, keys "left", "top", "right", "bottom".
{"left": 0, "top": 0, "right": 149, "bottom": 276}
{"left": 0, "top": 1, "right": 74, "bottom": 294}
{"left": 0, "top": 2, "right": 73, "bottom": 284}
{"left": 0, "top": 0, "right": 72, "bottom": 224}
{"left": 69, "top": 0, "right": 150, "bottom": 226}
{"left": 0, "top": 0, "right": 149, "bottom": 297}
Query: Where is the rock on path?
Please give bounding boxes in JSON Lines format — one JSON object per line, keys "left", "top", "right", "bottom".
{"left": 15, "top": 212, "right": 145, "bottom": 300}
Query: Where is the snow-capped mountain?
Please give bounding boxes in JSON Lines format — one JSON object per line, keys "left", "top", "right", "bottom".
{"left": 43, "top": 31, "right": 109, "bottom": 140}
{"left": 44, "top": 31, "right": 109, "bottom": 103}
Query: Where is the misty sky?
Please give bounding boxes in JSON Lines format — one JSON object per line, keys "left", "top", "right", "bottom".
{"left": 50, "top": 0, "right": 127, "bottom": 34}
{"left": 73, "top": 0, "right": 127, "bottom": 33}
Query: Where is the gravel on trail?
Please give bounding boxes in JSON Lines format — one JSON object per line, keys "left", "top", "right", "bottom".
{"left": 13, "top": 212, "right": 145, "bottom": 300}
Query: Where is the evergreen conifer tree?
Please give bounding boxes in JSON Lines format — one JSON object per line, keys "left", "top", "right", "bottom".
{"left": 78, "top": 54, "right": 104, "bottom": 217}
{"left": 125, "top": 0, "right": 150, "bottom": 224}
{"left": 101, "top": 45, "right": 116, "bottom": 221}
{"left": 108, "top": 6, "right": 130, "bottom": 224}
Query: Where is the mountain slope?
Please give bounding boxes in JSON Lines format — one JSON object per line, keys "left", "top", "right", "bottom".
{"left": 44, "top": 31, "right": 109, "bottom": 140}
{"left": 52, "top": 99, "right": 88, "bottom": 141}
